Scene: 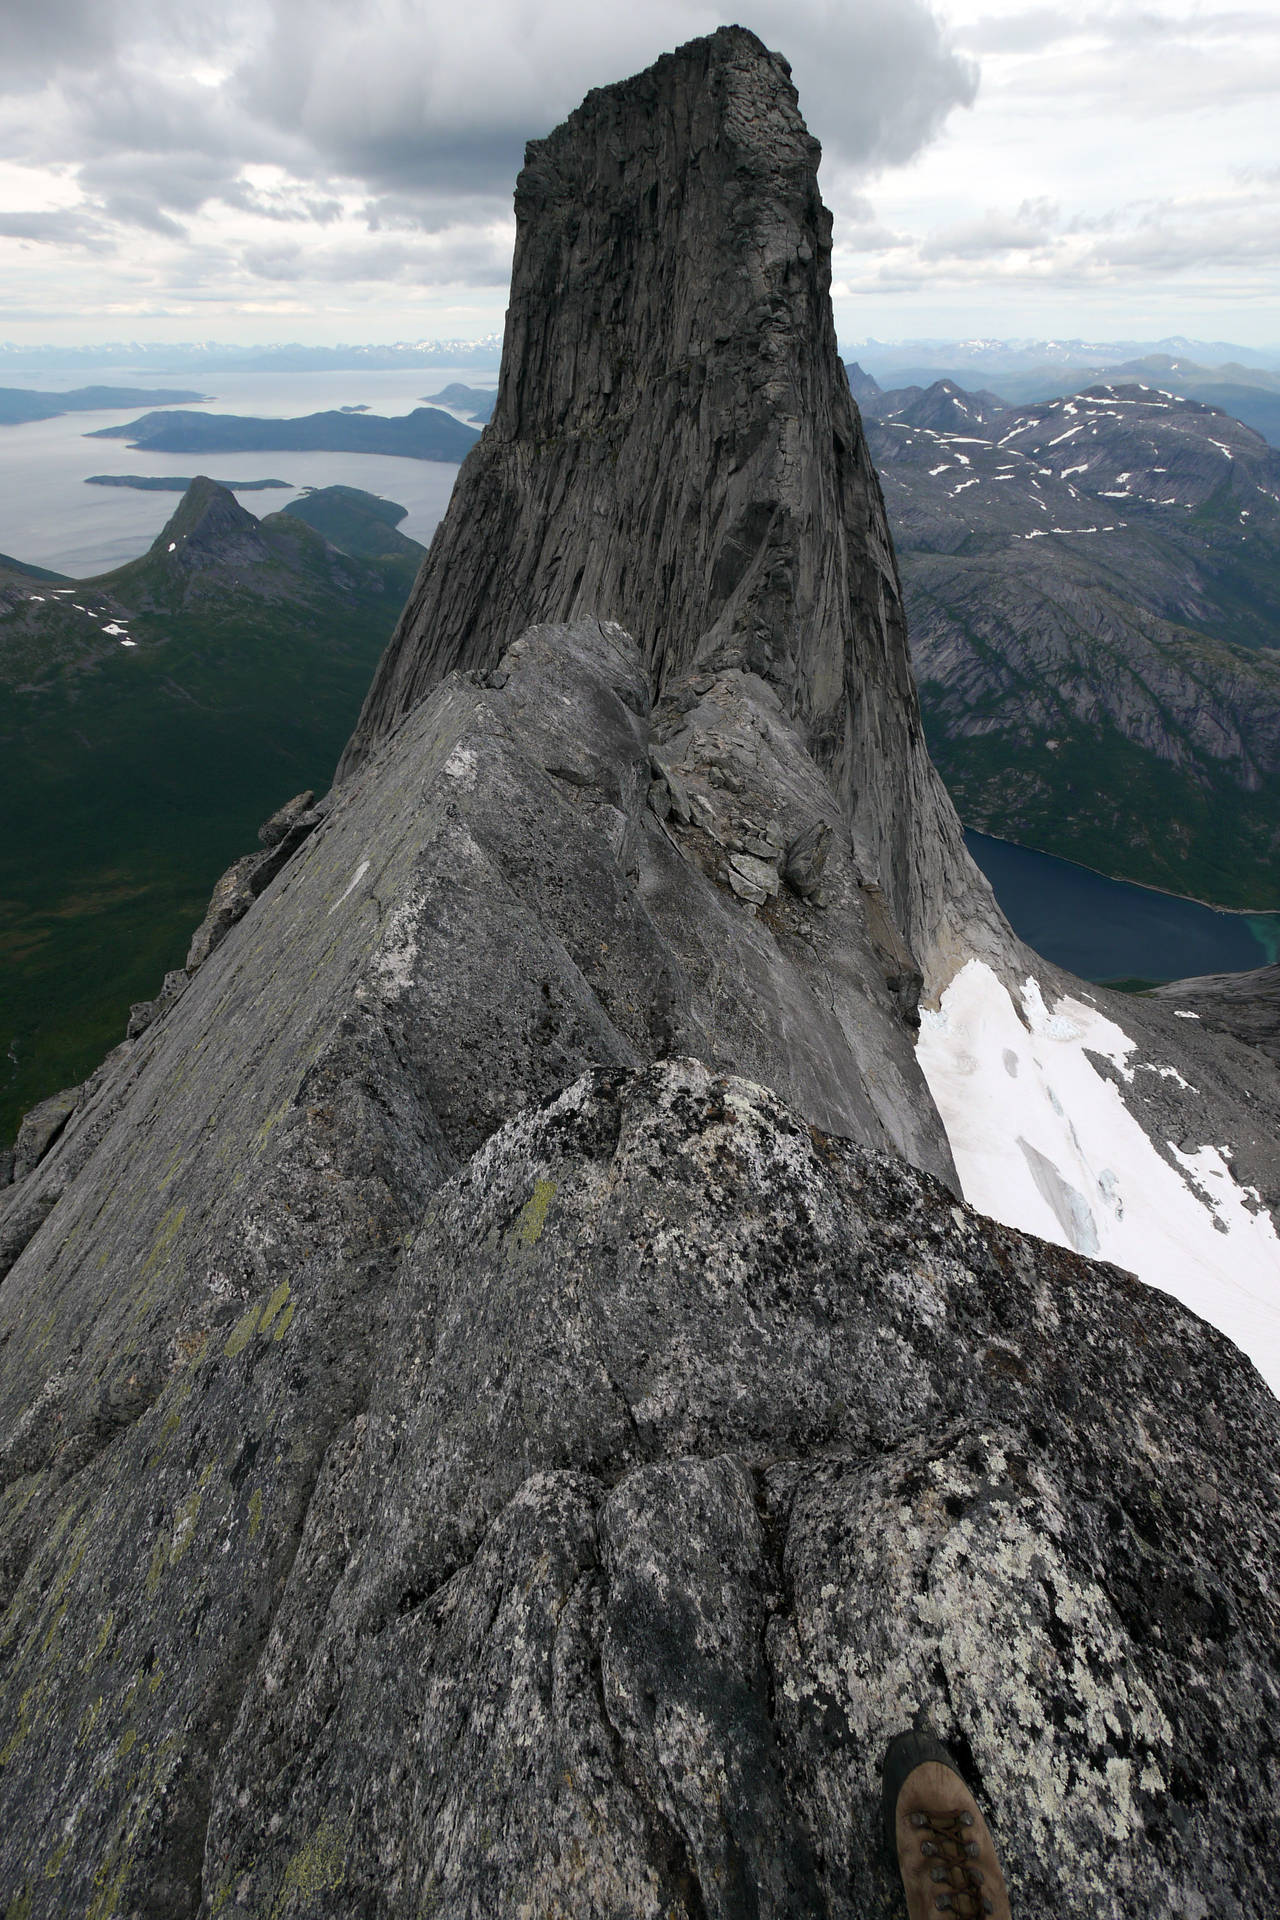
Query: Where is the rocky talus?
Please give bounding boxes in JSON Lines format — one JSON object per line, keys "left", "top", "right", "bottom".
{"left": 1, "top": 30, "right": 1279, "bottom": 1920}
{"left": 337, "top": 28, "right": 1004, "bottom": 984}
{"left": 1153, "top": 960, "right": 1280, "bottom": 1066}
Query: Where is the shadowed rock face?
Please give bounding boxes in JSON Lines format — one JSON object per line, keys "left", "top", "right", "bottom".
{"left": 337, "top": 27, "right": 1001, "bottom": 979}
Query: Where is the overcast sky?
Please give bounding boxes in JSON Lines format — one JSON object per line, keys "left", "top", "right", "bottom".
{"left": 0, "top": 0, "right": 1277, "bottom": 349}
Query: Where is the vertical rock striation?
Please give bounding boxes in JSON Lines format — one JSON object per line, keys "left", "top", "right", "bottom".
{"left": 338, "top": 27, "right": 1002, "bottom": 979}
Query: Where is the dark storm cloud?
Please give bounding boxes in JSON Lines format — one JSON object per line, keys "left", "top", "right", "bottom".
{"left": 0, "top": 0, "right": 982, "bottom": 304}
{"left": 0, "top": 0, "right": 122, "bottom": 82}
{"left": 1, "top": 0, "right": 978, "bottom": 217}
{"left": 232, "top": 0, "right": 976, "bottom": 197}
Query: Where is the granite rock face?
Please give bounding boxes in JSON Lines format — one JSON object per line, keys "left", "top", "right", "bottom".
{"left": 3, "top": 1027, "right": 1279, "bottom": 1916}
{"left": 338, "top": 28, "right": 1003, "bottom": 982}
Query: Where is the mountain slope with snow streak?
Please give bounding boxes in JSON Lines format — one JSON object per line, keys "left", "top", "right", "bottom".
{"left": 919, "top": 958, "right": 1280, "bottom": 1393}
{"left": 861, "top": 380, "right": 1280, "bottom": 909}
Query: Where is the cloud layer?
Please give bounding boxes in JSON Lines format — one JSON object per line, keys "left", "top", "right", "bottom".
{"left": 0, "top": 0, "right": 1276, "bottom": 344}
{"left": 0, "top": 0, "right": 976, "bottom": 334}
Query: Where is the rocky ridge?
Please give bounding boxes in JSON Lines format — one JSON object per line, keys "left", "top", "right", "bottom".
{"left": 338, "top": 30, "right": 1003, "bottom": 984}
{"left": 0, "top": 30, "right": 1278, "bottom": 1920}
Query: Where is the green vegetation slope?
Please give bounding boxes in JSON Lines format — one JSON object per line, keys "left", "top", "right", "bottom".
{"left": 0, "top": 479, "right": 426, "bottom": 1140}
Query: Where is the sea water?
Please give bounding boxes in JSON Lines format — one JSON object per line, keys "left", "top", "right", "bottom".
{"left": 0, "top": 367, "right": 492, "bottom": 574}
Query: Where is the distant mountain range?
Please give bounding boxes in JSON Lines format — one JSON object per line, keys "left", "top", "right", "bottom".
{"left": 847, "top": 334, "right": 1280, "bottom": 376}
{"left": 848, "top": 347, "right": 1280, "bottom": 448}
{"left": 0, "top": 481, "right": 427, "bottom": 1141}
{"left": 87, "top": 405, "right": 480, "bottom": 461}
{"left": 0, "top": 338, "right": 504, "bottom": 374}
{"left": 853, "top": 366, "right": 1280, "bottom": 909}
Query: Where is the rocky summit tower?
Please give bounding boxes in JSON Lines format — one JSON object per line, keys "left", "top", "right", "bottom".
{"left": 2, "top": 30, "right": 1279, "bottom": 1920}
{"left": 339, "top": 27, "right": 1001, "bottom": 979}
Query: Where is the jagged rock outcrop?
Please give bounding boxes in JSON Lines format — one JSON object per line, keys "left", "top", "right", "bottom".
{"left": 2, "top": 31, "right": 1279, "bottom": 1920}
{"left": 338, "top": 27, "right": 1004, "bottom": 984}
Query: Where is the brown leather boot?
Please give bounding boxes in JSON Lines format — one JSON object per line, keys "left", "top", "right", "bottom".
{"left": 882, "top": 1731, "right": 1011, "bottom": 1918}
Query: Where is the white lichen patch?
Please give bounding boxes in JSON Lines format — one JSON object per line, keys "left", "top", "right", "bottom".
{"left": 368, "top": 888, "right": 425, "bottom": 1000}
{"left": 778, "top": 1433, "right": 1174, "bottom": 1913}
{"left": 443, "top": 743, "right": 479, "bottom": 787}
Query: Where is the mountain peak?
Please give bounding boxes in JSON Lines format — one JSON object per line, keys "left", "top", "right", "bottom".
{"left": 152, "top": 475, "right": 262, "bottom": 559}
{"left": 337, "top": 29, "right": 995, "bottom": 967}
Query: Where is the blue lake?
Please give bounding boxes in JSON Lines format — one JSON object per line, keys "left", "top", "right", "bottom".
{"left": 966, "top": 831, "right": 1280, "bottom": 983}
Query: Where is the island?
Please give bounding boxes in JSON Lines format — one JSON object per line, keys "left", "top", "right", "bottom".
{"left": 0, "top": 385, "right": 210, "bottom": 426}
{"left": 86, "top": 405, "right": 480, "bottom": 462}
{"left": 85, "top": 474, "right": 291, "bottom": 492}
{"left": 421, "top": 382, "right": 497, "bottom": 422}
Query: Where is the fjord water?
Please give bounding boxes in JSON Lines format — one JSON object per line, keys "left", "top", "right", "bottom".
{"left": 0, "top": 367, "right": 488, "bottom": 573}
{"left": 967, "top": 829, "right": 1280, "bottom": 981}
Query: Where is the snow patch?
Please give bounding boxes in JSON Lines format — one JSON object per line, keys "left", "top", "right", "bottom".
{"left": 917, "top": 960, "right": 1280, "bottom": 1394}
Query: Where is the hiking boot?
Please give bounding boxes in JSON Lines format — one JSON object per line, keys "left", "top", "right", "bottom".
{"left": 882, "top": 1731, "right": 1011, "bottom": 1919}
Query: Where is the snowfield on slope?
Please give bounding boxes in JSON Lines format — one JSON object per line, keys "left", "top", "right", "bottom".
{"left": 918, "top": 959, "right": 1280, "bottom": 1394}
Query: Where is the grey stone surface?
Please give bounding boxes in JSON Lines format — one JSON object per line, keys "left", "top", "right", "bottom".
{"left": 336, "top": 27, "right": 1007, "bottom": 987}
{"left": 1152, "top": 961, "right": 1280, "bottom": 1067}
{"left": 5, "top": 1043, "right": 1278, "bottom": 1917}
{"left": 257, "top": 789, "right": 315, "bottom": 849}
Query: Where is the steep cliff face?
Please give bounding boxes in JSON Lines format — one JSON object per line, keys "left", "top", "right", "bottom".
{"left": 2, "top": 31, "right": 1280, "bottom": 1920}
{"left": 338, "top": 27, "right": 999, "bottom": 978}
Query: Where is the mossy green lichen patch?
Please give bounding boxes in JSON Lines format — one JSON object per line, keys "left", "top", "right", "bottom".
{"left": 140, "top": 1203, "right": 187, "bottom": 1284}
{"left": 259, "top": 1278, "right": 291, "bottom": 1334}
{"left": 224, "top": 1299, "right": 262, "bottom": 1359}
{"left": 273, "top": 1817, "right": 349, "bottom": 1913}
{"left": 248, "top": 1488, "right": 265, "bottom": 1541}
{"left": 516, "top": 1177, "right": 557, "bottom": 1248}
{"left": 81, "top": 1610, "right": 115, "bottom": 1676}
{"left": 144, "top": 1534, "right": 167, "bottom": 1601}
{"left": 225, "top": 1280, "right": 296, "bottom": 1359}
